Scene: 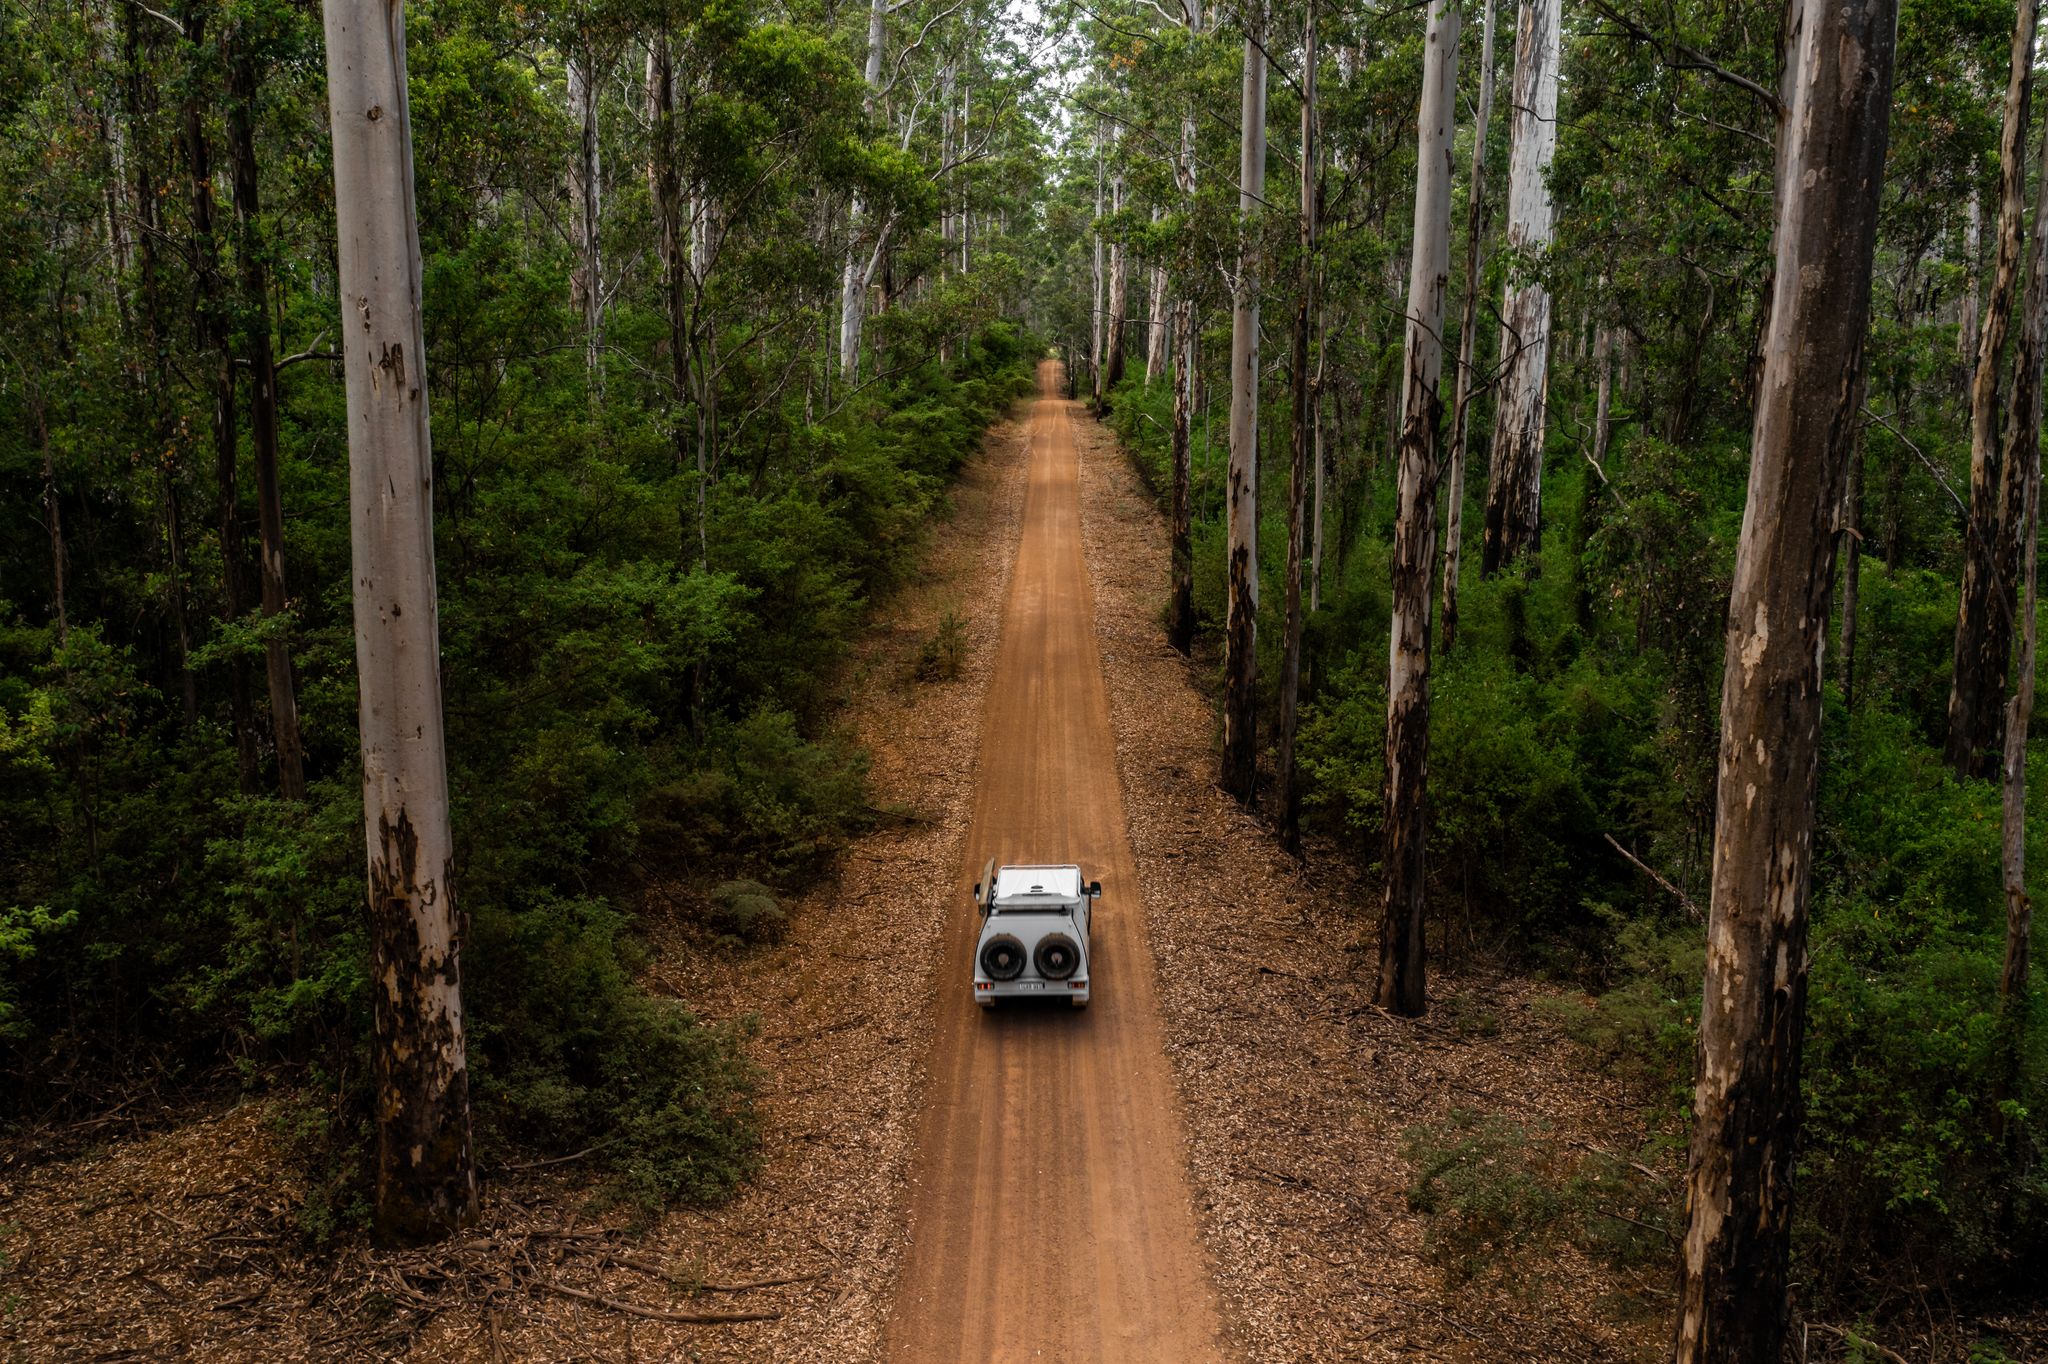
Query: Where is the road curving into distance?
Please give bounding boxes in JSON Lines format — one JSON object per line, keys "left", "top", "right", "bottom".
{"left": 882, "top": 362, "right": 1230, "bottom": 1363}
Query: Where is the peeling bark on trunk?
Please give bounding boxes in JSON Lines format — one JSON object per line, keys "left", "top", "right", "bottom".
{"left": 1165, "top": 72, "right": 1200, "bottom": 654}
{"left": 1440, "top": 0, "right": 1497, "bottom": 652}
{"left": 1839, "top": 422, "right": 1864, "bottom": 707}
{"left": 1145, "top": 240, "right": 1167, "bottom": 385}
{"left": 838, "top": 0, "right": 888, "bottom": 378}
{"left": 1376, "top": 0, "right": 1458, "bottom": 1018}
{"left": 1947, "top": 0, "right": 2038, "bottom": 779}
{"left": 569, "top": 46, "right": 603, "bottom": 381}
{"left": 1961, "top": 185, "right": 1983, "bottom": 371}
{"left": 1104, "top": 162, "right": 1129, "bottom": 397}
{"left": 1169, "top": 297, "right": 1197, "bottom": 654}
{"left": 1278, "top": 0, "right": 1318, "bottom": 851}
{"left": 1478, "top": 0, "right": 1558, "bottom": 578}
{"left": 322, "top": 0, "right": 478, "bottom": 1247}
{"left": 1672, "top": 0, "right": 1895, "bottom": 1354}
{"left": 1311, "top": 392, "right": 1326, "bottom": 613}
{"left": 1091, "top": 127, "right": 1106, "bottom": 409}
{"left": 181, "top": 3, "right": 259, "bottom": 793}
{"left": 959, "top": 83, "right": 972, "bottom": 274}
{"left": 647, "top": 39, "right": 710, "bottom": 569}
{"left": 2000, "top": 108, "right": 2048, "bottom": 1003}
{"left": 227, "top": 35, "right": 305, "bottom": 801}
{"left": 1222, "top": 24, "right": 1268, "bottom": 807}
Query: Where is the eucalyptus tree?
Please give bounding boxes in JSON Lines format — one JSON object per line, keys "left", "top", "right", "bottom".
{"left": 2000, "top": 104, "right": 2048, "bottom": 1002}
{"left": 1438, "top": 0, "right": 1497, "bottom": 651}
{"left": 1947, "top": 0, "right": 2039, "bottom": 778}
{"left": 1145, "top": 205, "right": 1167, "bottom": 382}
{"left": 1479, "top": 0, "right": 1558, "bottom": 577}
{"left": 1092, "top": 121, "right": 1106, "bottom": 403}
{"left": 1674, "top": 0, "right": 1897, "bottom": 1350}
{"left": 566, "top": 35, "right": 606, "bottom": 379}
{"left": 1276, "top": 0, "right": 1319, "bottom": 849}
{"left": 1103, "top": 145, "right": 1131, "bottom": 395}
{"left": 1221, "top": 6, "right": 1267, "bottom": 806}
{"left": 1165, "top": 0, "right": 1209, "bottom": 655}
{"left": 320, "top": 0, "right": 478, "bottom": 1246}
{"left": 840, "top": 0, "right": 893, "bottom": 377}
{"left": 1377, "top": 0, "right": 1458, "bottom": 1017}
{"left": 226, "top": 11, "right": 305, "bottom": 800}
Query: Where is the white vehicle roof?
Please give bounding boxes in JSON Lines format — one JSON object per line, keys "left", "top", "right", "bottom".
{"left": 993, "top": 864, "right": 1083, "bottom": 902}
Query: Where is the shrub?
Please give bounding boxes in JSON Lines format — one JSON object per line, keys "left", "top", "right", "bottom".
{"left": 1403, "top": 1109, "right": 1671, "bottom": 1288}
{"left": 916, "top": 609, "right": 970, "bottom": 682}
{"left": 465, "top": 891, "right": 760, "bottom": 1216}
{"left": 639, "top": 707, "right": 872, "bottom": 884}
{"left": 708, "top": 880, "right": 787, "bottom": 947}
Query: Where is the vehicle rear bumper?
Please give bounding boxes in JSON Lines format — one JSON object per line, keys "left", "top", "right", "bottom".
{"left": 975, "top": 978, "right": 1089, "bottom": 1005}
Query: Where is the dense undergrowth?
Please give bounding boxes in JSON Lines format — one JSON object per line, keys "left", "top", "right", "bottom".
{"left": 0, "top": 314, "right": 1035, "bottom": 1231}
{"left": 1105, "top": 369, "right": 2047, "bottom": 1328}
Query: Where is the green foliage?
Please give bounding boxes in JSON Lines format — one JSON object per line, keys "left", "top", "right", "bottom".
{"left": 640, "top": 707, "right": 874, "bottom": 884}
{"left": 916, "top": 609, "right": 971, "bottom": 682}
{"left": 707, "top": 880, "right": 789, "bottom": 947}
{"left": 0, "top": 0, "right": 1039, "bottom": 1237}
{"left": 465, "top": 891, "right": 761, "bottom": 1215}
{"left": 1403, "top": 1110, "right": 1672, "bottom": 1289}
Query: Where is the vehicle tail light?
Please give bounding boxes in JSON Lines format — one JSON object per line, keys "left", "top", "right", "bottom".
{"left": 976, "top": 982, "right": 991, "bottom": 991}
{"left": 1070, "top": 981, "right": 1087, "bottom": 989}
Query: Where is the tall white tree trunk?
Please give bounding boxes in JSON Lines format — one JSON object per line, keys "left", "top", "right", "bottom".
{"left": 959, "top": 81, "right": 972, "bottom": 272}
{"left": 1376, "top": 0, "right": 1458, "bottom": 1017}
{"left": 839, "top": 0, "right": 888, "bottom": 377}
{"left": 1104, "top": 159, "right": 1130, "bottom": 394}
{"left": 1479, "top": 0, "right": 1559, "bottom": 575}
{"left": 1673, "top": 0, "right": 1897, "bottom": 1351}
{"left": 1145, "top": 207, "right": 1167, "bottom": 384}
{"left": 1166, "top": 67, "right": 1201, "bottom": 653}
{"left": 1439, "top": 0, "right": 1497, "bottom": 650}
{"left": 1221, "top": 21, "right": 1267, "bottom": 805}
{"left": 321, "top": 0, "right": 477, "bottom": 1247}
{"left": 1091, "top": 125, "right": 1106, "bottom": 407}
{"left": 940, "top": 61, "right": 955, "bottom": 279}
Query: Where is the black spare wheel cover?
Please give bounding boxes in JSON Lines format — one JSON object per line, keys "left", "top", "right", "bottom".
{"left": 981, "top": 934, "right": 1026, "bottom": 981}
{"left": 1034, "top": 933, "right": 1080, "bottom": 981}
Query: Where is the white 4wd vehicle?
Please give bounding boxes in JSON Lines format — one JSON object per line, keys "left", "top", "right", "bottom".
{"left": 971, "top": 861, "right": 1100, "bottom": 1009}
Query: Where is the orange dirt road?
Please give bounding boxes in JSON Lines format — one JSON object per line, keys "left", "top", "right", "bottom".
{"left": 882, "top": 364, "right": 1230, "bottom": 1363}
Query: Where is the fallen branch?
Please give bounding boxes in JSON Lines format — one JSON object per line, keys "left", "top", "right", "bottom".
{"left": 497, "top": 1141, "right": 614, "bottom": 1173}
{"left": 695, "top": 1269, "right": 832, "bottom": 1294}
{"left": 1603, "top": 833, "right": 1702, "bottom": 922}
{"left": 1865, "top": 406, "right": 1966, "bottom": 517}
{"left": 1588, "top": 1206, "right": 1679, "bottom": 1242}
{"left": 767, "top": 1014, "right": 869, "bottom": 1048}
{"left": 1805, "top": 1321, "right": 1909, "bottom": 1364}
{"left": 1567, "top": 1136, "right": 1667, "bottom": 1185}
{"left": 604, "top": 1252, "right": 833, "bottom": 1290}
{"left": 530, "top": 1277, "right": 781, "bottom": 1325}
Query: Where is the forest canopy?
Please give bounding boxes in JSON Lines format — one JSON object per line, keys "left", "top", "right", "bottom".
{"left": 1, "top": 0, "right": 2044, "bottom": 1354}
